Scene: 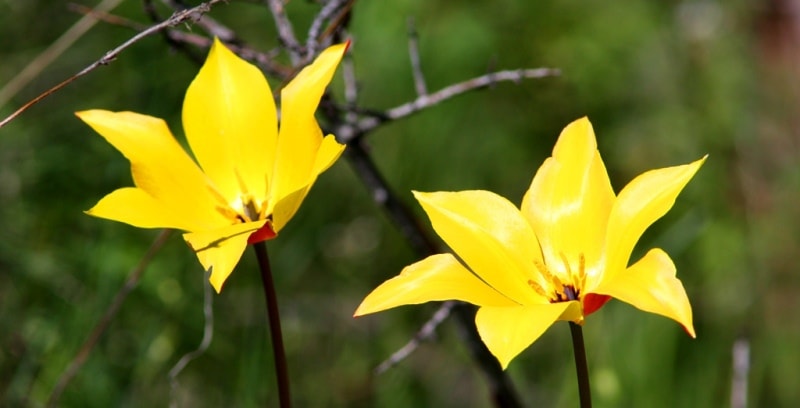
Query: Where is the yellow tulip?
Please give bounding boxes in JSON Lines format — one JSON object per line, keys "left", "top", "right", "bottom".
{"left": 78, "top": 38, "right": 347, "bottom": 292}
{"left": 355, "top": 117, "right": 705, "bottom": 369}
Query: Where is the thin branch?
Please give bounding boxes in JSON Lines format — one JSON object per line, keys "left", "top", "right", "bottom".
{"left": 75, "top": 5, "right": 290, "bottom": 78}
{"left": 731, "top": 337, "right": 750, "bottom": 408}
{"left": 0, "top": 0, "right": 228, "bottom": 129}
{"left": 265, "top": 0, "right": 302, "bottom": 64}
{"left": 334, "top": 67, "right": 560, "bottom": 143}
{"left": 46, "top": 230, "right": 173, "bottom": 407}
{"left": 375, "top": 301, "right": 453, "bottom": 375}
{"left": 159, "top": 0, "right": 240, "bottom": 43}
{"left": 406, "top": 17, "right": 428, "bottom": 97}
{"left": 168, "top": 269, "right": 215, "bottom": 408}
{"left": 305, "top": 0, "right": 352, "bottom": 59}
{"left": 0, "top": 0, "right": 125, "bottom": 110}
{"left": 341, "top": 39, "right": 359, "bottom": 124}
{"left": 142, "top": 0, "right": 204, "bottom": 64}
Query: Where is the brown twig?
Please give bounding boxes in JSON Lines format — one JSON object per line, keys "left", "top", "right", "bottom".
{"left": 407, "top": 17, "right": 428, "bottom": 97}
{"left": 730, "top": 337, "right": 750, "bottom": 408}
{"left": 305, "top": 0, "right": 353, "bottom": 59}
{"left": 334, "top": 67, "right": 560, "bottom": 143}
{"left": 265, "top": 0, "right": 302, "bottom": 64}
{"left": 168, "top": 269, "right": 215, "bottom": 408}
{"left": 374, "top": 301, "right": 453, "bottom": 375}
{"left": 0, "top": 0, "right": 125, "bottom": 110}
{"left": 46, "top": 230, "right": 173, "bottom": 407}
{"left": 0, "top": 0, "right": 227, "bottom": 129}
{"left": 71, "top": 4, "right": 290, "bottom": 79}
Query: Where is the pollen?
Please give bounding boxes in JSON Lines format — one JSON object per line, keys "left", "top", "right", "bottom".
{"left": 531, "top": 252, "right": 588, "bottom": 304}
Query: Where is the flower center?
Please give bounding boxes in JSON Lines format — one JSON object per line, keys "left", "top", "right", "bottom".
{"left": 528, "top": 252, "right": 587, "bottom": 304}
{"left": 231, "top": 193, "right": 266, "bottom": 223}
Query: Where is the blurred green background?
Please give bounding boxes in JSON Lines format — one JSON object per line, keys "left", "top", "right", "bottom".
{"left": 1, "top": 0, "right": 796, "bottom": 406}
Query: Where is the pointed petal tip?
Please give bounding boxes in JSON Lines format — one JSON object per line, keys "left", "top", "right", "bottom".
{"left": 686, "top": 326, "right": 696, "bottom": 338}
{"left": 209, "top": 272, "right": 224, "bottom": 294}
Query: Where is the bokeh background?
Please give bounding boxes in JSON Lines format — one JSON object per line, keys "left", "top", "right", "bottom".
{"left": 1, "top": 0, "right": 797, "bottom": 406}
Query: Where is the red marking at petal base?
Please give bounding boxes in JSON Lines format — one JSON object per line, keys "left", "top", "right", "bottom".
{"left": 343, "top": 38, "right": 352, "bottom": 53}
{"left": 583, "top": 294, "right": 611, "bottom": 316}
{"left": 248, "top": 223, "right": 277, "bottom": 244}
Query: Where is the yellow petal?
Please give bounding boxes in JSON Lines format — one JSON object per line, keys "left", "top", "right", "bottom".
{"left": 521, "top": 117, "right": 614, "bottom": 278}
{"left": 354, "top": 253, "right": 517, "bottom": 316}
{"left": 592, "top": 248, "right": 695, "bottom": 337}
{"left": 77, "top": 110, "right": 228, "bottom": 231}
{"left": 603, "top": 156, "right": 706, "bottom": 280}
{"left": 414, "top": 190, "right": 543, "bottom": 305}
{"left": 476, "top": 302, "right": 582, "bottom": 369}
{"left": 271, "top": 43, "right": 347, "bottom": 204}
{"left": 183, "top": 38, "right": 277, "bottom": 203}
{"left": 88, "top": 187, "right": 194, "bottom": 231}
{"left": 269, "top": 134, "right": 345, "bottom": 232}
{"left": 312, "top": 134, "right": 346, "bottom": 176}
{"left": 270, "top": 186, "right": 310, "bottom": 233}
{"left": 183, "top": 220, "right": 266, "bottom": 292}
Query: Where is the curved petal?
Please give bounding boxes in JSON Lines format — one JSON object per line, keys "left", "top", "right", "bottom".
{"left": 77, "top": 110, "right": 228, "bottom": 232}
{"left": 270, "top": 185, "right": 310, "bottom": 233}
{"left": 603, "top": 156, "right": 706, "bottom": 281}
{"left": 271, "top": 43, "right": 347, "bottom": 204}
{"left": 88, "top": 187, "right": 196, "bottom": 231}
{"left": 521, "top": 117, "right": 614, "bottom": 281}
{"left": 354, "top": 253, "right": 517, "bottom": 316}
{"left": 312, "top": 134, "right": 346, "bottom": 177}
{"left": 414, "top": 190, "right": 543, "bottom": 305}
{"left": 183, "top": 220, "right": 267, "bottom": 292}
{"left": 269, "top": 134, "right": 345, "bottom": 232}
{"left": 476, "top": 301, "right": 582, "bottom": 369}
{"left": 592, "top": 248, "right": 695, "bottom": 337}
{"left": 183, "top": 38, "right": 278, "bottom": 203}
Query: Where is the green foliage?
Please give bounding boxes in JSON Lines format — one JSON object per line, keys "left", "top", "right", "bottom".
{"left": 1, "top": 0, "right": 794, "bottom": 407}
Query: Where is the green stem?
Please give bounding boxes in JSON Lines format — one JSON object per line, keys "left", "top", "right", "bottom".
{"left": 569, "top": 322, "right": 592, "bottom": 408}
{"left": 253, "top": 242, "right": 292, "bottom": 408}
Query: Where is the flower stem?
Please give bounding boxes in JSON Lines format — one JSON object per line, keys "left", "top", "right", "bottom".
{"left": 569, "top": 322, "right": 592, "bottom": 408}
{"left": 253, "top": 241, "right": 291, "bottom": 408}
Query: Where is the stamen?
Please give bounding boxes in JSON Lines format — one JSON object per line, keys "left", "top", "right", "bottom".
{"left": 559, "top": 252, "right": 573, "bottom": 281}
{"left": 527, "top": 279, "right": 548, "bottom": 298}
{"left": 214, "top": 204, "right": 240, "bottom": 221}
{"left": 578, "top": 253, "right": 587, "bottom": 292}
{"left": 534, "top": 259, "right": 563, "bottom": 289}
{"left": 234, "top": 168, "right": 250, "bottom": 195}
{"left": 207, "top": 184, "right": 232, "bottom": 208}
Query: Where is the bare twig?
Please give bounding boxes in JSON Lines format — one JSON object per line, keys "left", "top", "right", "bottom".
{"left": 375, "top": 301, "right": 453, "bottom": 374}
{"left": 731, "top": 337, "right": 750, "bottom": 408}
{"left": 341, "top": 39, "right": 359, "bottom": 124}
{"left": 0, "top": 0, "right": 227, "bottom": 129}
{"left": 141, "top": 0, "right": 204, "bottom": 64}
{"left": 159, "top": 0, "right": 240, "bottom": 43}
{"left": 169, "top": 269, "right": 215, "bottom": 408}
{"left": 73, "top": 5, "right": 290, "bottom": 78}
{"left": 70, "top": 2, "right": 142, "bottom": 30}
{"left": 47, "top": 230, "right": 173, "bottom": 407}
{"left": 0, "top": 0, "right": 124, "bottom": 110}
{"left": 306, "top": 0, "right": 352, "bottom": 59}
{"left": 335, "top": 67, "right": 560, "bottom": 143}
{"left": 406, "top": 17, "right": 428, "bottom": 97}
{"left": 265, "top": 0, "right": 302, "bottom": 64}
